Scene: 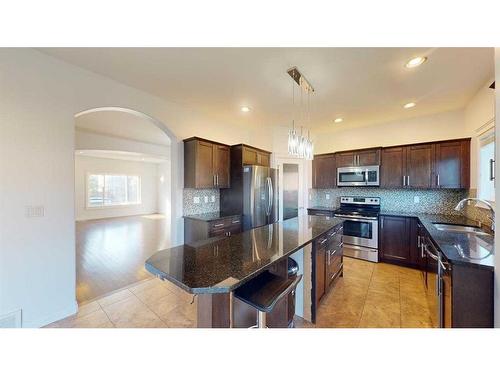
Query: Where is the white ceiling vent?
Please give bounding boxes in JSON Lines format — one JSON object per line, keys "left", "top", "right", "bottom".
{"left": 0, "top": 309, "right": 22, "bottom": 328}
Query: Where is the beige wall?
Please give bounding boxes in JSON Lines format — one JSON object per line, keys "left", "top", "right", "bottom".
{"left": 312, "top": 109, "right": 467, "bottom": 154}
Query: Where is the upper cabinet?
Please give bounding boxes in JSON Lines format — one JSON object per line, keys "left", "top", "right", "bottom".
{"left": 184, "top": 137, "right": 231, "bottom": 188}
{"left": 312, "top": 153, "right": 336, "bottom": 188}
{"left": 381, "top": 140, "right": 470, "bottom": 189}
{"left": 336, "top": 148, "right": 381, "bottom": 168}
{"left": 434, "top": 139, "right": 470, "bottom": 189}
{"left": 241, "top": 145, "right": 271, "bottom": 167}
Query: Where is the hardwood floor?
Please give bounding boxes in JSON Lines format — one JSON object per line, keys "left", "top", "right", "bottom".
{"left": 295, "top": 257, "right": 433, "bottom": 328}
{"left": 76, "top": 214, "right": 170, "bottom": 303}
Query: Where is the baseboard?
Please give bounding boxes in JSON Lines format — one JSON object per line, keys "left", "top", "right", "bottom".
{"left": 22, "top": 300, "right": 78, "bottom": 328}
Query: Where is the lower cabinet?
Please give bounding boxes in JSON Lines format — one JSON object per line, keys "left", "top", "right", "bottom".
{"left": 312, "top": 224, "right": 343, "bottom": 322}
{"left": 184, "top": 216, "right": 242, "bottom": 244}
{"left": 379, "top": 215, "right": 420, "bottom": 268}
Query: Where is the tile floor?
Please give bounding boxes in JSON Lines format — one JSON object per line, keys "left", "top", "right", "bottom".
{"left": 296, "top": 257, "right": 433, "bottom": 328}
{"left": 46, "top": 257, "right": 432, "bottom": 328}
{"left": 45, "top": 277, "right": 196, "bottom": 328}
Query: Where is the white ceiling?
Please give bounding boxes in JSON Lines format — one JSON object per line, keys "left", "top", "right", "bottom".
{"left": 43, "top": 48, "right": 494, "bottom": 130}
{"left": 75, "top": 110, "right": 171, "bottom": 146}
{"left": 75, "top": 149, "right": 168, "bottom": 164}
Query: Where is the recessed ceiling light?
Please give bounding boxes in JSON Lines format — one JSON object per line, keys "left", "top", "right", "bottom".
{"left": 241, "top": 106, "right": 250, "bottom": 112}
{"left": 405, "top": 56, "right": 427, "bottom": 68}
{"left": 334, "top": 118, "right": 343, "bottom": 123}
{"left": 403, "top": 102, "right": 416, "bottom": 109}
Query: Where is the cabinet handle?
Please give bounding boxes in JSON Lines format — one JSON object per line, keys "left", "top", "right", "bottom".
{"left": 403, "top": 175, "right": 406, "bottom": 186}
{"left": 213, "top": 175, "right": 216, "bottom": 186}
{"left": 353, "top": 155, "right": 356, "bottom": 166}
{"left": 381, "top": 217, "right": 384, "bottom": 229}
{"left": 490, "top": 159, "right": 495, "bottom": 181}
{"left": 214, "top": 223, "right": 224, "bottom": 228}
{"left": 417, "top": 235, "right": 421, "bottom": 248}
{"left": 319, "top": 238, "right": 327, "bottom": 245}
{"left": 407, "top": 175, "right": 410, "bottom": 187}
{"left": 436, "top": 174, "right": 440, "bottom": 187}
{"left": 232, "top": 220, "right": 240, "bottom": 224}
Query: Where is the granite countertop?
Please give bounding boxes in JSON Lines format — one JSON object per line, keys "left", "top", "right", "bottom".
{"left": 307, "top": 206, "right": 337, "bottom": 212}
{"left": 380, "top": 211, "right": 494, "bottom": 270}
{"left": 145, "top": 215, "right": 344, "bottom": 294}
{"left": 183, "top": 211, "right": 241, "bottom": 222}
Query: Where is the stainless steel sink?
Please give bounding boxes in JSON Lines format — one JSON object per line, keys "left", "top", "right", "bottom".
{"left": 433, "top": 223, "right": 491, "bottom": 236}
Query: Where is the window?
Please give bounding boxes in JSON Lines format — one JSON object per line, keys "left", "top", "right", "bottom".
{"left": 87, "top": 174, "right": 141, "bottom": 208}
{"left": 478, "top": 132, "right": 495, "bottom": 202}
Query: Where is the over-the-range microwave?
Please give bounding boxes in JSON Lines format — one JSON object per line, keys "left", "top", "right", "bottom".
{"left": 337, "top": 165, "right": 380, "bottom": 186}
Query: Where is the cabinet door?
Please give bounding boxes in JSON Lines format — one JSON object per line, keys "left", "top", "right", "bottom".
{"left": 257, "top": 152, "right": 270, "bottom": 167}
{"left": 357, "top": 148, "right": 381, "bottom": 166}
{"left": 315, "top": 244, "right": 326, "bottom": 305}
{"left": 312, "top": 154, "right": 336, "bottom": 188}
{"left": 380, "top": 216, "right": 411, "bottom": 265}
{"left": 336, "top": 151, "right": 356, "bottom": 168}
{"left": 381, "top": 147, "right": 406, "bottom": 188}
{"left": 196, "top": 140, "right": 216, "bottom": 188}
{"left": 214, "top": 144, "right": 230, "bottom": 188}
{"left": 406, "top": 143, "right": 434, "bottom": 189}
{"left": 435, "top": 140, "right": 470, "bottom": 189}
{"left": 242, "top": 147, "right": 258, "bottom": 165}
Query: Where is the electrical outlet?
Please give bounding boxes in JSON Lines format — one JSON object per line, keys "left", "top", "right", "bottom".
{"left": 210, "top": 195, "right": 215, "bottom": 202}
{"left": 193, "top": 196, "right": 200, "bottom": 204}
{"left": 25, "top": 205, "right": 44, "bottom": 218}
{"left": 414, "top": 196, "right": 420, "bottom": 204}
{"left": 326, "top": 193, "right": 330, "bottom": 200}
{"left": 204, "top": 196, "right": 208, "bottom": 203}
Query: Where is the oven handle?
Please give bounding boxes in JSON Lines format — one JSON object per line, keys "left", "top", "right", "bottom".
{"left": 335, "top": 215, "right": 378, "bottom": 222}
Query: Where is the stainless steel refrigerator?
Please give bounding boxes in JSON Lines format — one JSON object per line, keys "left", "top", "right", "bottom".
{"left": 241, "top": 166, "right": 279, "bottom": 230}
{"left": 220, "top": 165, "right": 279, "bottom": 231}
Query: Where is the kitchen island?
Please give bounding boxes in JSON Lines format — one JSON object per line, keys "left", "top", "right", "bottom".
{"left": 145, "top": 215, "right": 344, "bottom": 327}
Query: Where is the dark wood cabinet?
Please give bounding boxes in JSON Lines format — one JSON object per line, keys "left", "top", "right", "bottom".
{"left": 184, "top": 215, "right": 242, "bottom": 244}
{"left": 335, "top": 151, "right": 356, "bottom": 168}
{"left": 406, "top": 143, "right": 435, "bottom": 189}
{"left": 242, "top": 145, "right": 271, "bottom": 167}
{"left": 381, "top": 146, "right": 406, "bottom": 188}
{"left": 312, "top": 224, "right": 343, "bottom": 323}
{"left": 312, "top": 153, "right": 336, "bottom": 188}
{"left": 434, "top": 139, "right": 470, "bottom": 189}
{"left": 379, "top": 216, "right": 412, "bottom": 265}
{"left": 184, "top": 137, "right": 231, "bottom": 188}
{"left": 357, "top": 148, "right": 381, "bottom": 166}
{"left": 335, "top": 148, "right": 380, "bottom": 168}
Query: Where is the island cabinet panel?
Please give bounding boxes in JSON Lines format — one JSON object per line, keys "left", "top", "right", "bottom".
{"left": 184, "top": 216, "right": 242, "bottom": 244}
{"left": 379, "top": 216, "right": 412, "bottom": 265}
{"left": 315, "top": 239, "right": 326, "bottom": 305}
{"left": 406, "top": 143, "right": 435, "bottom": 188}
{"left": 380, "top": 146, "right": 406, "bottom": 188}
{"left": 184, "top": 137, "right": 231, "bottom": 188}
{"left": 434, "top": 139, "right": 470, "bottom": 189}
{"left": 312, "top": 154, "right": 336, "bottom": 188}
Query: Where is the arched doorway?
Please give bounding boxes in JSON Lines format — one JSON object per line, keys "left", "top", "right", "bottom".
{"left": 73, "top": 107, "right": 175, "bottom": 303}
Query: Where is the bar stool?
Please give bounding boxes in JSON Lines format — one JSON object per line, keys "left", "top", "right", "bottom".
{"left": 234, "top": 271, "right": 302, "bottom": 328}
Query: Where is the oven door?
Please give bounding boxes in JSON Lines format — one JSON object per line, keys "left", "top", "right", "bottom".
{"left": 337, "top": 216, "right": 378, "bottom": 249}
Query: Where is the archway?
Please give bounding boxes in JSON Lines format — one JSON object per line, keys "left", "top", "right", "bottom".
{"left": 73, "top": 107, "right": 175, "bottom": 303}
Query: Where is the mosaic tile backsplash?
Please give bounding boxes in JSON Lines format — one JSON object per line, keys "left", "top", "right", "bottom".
{"left": 310, "top": 187, "right": 468, "bottom": 215}
{"left": 183, "top": 189, "right": 220, "bottom": 216}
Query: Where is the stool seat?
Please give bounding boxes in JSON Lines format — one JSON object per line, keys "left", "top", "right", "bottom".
{"left": 235, "top": 271, "right": 302, "bottom": 314}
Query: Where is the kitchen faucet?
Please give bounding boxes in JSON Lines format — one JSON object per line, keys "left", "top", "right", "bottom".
{"left": 454, "top": 198, "right": 495, "bottom": 232}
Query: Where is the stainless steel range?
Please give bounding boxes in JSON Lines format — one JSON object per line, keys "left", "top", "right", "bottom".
{"left": 334, "top": 196, "right": 380, "bottom": 262}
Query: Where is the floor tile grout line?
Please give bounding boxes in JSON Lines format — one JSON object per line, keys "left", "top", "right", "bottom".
{"left": 127, "top": 286, "right": 173, "bottom": 327}
{"left": 356, "top": 266, "right": 374, "bottom": 328}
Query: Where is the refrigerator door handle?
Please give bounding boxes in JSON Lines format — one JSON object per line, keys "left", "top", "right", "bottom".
{"left": 266, "top": 177, "right": 272, "bottom": 216}
{"left": 269, "top": 177, "right": 274, "bottom": 216}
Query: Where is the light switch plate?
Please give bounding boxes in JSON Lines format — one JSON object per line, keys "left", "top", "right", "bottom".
{"left": 193, "top": 196, "right": 200, "bottom": 204}
{"left": 414, "top": 196, "right": 420, "bottom": 204}
{"left": 204, "top": 196, "right": 208, "bottom": 203}
{"left": 326, "top": 193, "right": 330, "bottom": 200}
{"left": 25, "top": 205, "right": 44, "bottom": 218}
{"left": 210, "top": 195, "right": 215, "bottom": 202}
